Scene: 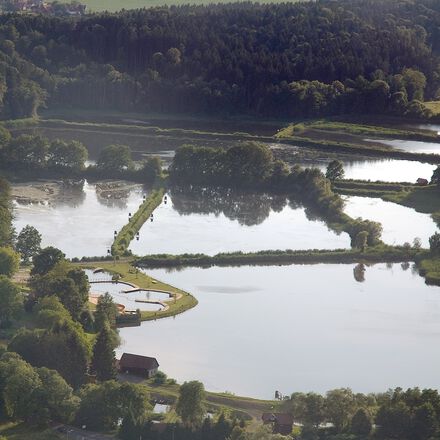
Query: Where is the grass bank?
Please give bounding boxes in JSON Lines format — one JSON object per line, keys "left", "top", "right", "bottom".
{"left": 0, "top": 422, "right": 61, "bottom": 440}
{"left": 425, "top": 101, "right": 440, "bottom": 116}
{"left": 112, "top": 188, "right": 165, "bottom": 256}
{"left": 418, "top": 257, "right": 440, "bottom": 285}
{"left": 278, "top": 136, "right": 440, "bottom": 164}
{"left": 135, "top": 246, "right": 425, "bottom": 269}
{"left": 131, "top": 379, "right": 277, "bottom": 421}
{"left": 277, "top": 120, "right": 438, "bottom": 141}
{"left": 78, "top": 260, "right": 198, "bottom": 321}
{"left": 334, "top": 181, "right": 440, "bottom": 217}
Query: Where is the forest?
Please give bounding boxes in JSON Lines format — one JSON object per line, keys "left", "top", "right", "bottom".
{"left": 0, "top": 0, "right": 439, "bottom": 119}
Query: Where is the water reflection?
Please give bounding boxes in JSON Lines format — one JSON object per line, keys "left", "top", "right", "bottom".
{"left": 13, "top": 181, "right": 146, "bottom": 258}
{"left": 353, "top": 263, "right": 366, "bottom": 282}
{"left": 118, "top": 263, "right": 440, "bottom": 398}
{"left": 368, "top": 139, "right": 440, "bottom": 155}
{"left": 343, "top": 196, "right": 438, "bottom": 247}
{"left": 170, "top": 186, "right": 286, "bottom": 226}
{"left": 129, "top": 188, "right": 350, "bottom": 256}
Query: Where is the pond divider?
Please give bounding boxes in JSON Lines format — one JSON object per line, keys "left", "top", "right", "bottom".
{"left": 135, "top": 246, "right": 426, "bottom": 269}
{"left": 112, "top": 188, "right": 165, "bottom": 256}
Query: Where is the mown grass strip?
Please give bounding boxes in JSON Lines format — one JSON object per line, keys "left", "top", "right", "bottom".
{"left": 112, "top": 188, "right": 165, "bottom": 256}
{"left": 78, "top": 260, "right": 198, "bottom": 321}
{"left": 135, "top": 246, "right": 426, "bottom": 269}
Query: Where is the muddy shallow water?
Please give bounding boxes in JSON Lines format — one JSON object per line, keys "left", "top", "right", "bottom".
{"left": 12, "top": 180, "right": 147, "bottom": 258}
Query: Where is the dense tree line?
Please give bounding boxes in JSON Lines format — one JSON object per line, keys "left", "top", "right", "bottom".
{"left": 0, "top": 176, "right": 12, "bottom": 247}
{"left": 287, "top": 387, "right": 440, "bottom": 440}
{"left": 0, "top": 0, "right": 439, "bottom": 118}
{"left": 0, "top": 126, "right": 162, "bottom": 182}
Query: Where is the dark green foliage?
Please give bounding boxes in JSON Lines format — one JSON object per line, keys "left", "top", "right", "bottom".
{"left": 97, "top": 144, "right": 133, "bottom": 174}
{"left": 76, "top": 381, "right": 150, "bottom": 431}
{"left": 429, "top": 233, "right": 440, "bottom": 254}
{"left": 0, "top": 275, "right": 22, "bottom": 327}
{"left": 0, "top": 178, "right": 12, "bottom": 247}
{"left": 47, "top": 139, "right": 88, "bottom": 172}
{"left": 15, "top": 225, "right": 41, "bottom": 263}
{"left": 1, "top": 135, "right": 48, "bottom": 170}
{"left": 139, "top": 156, "right": 163, "bottom": 185}
{"left": 176, "top": 381, "right": 206, "bottom": 428}
{"left": 431, "top": 166, "right": 440, "bottom": 185}
{"left": 0, "top": 1, "right": 438, "bottom": 118}
{"left": 91, "top": 323, "right": 117, "bottom": 381}
{"left": 376, "top": 401, "right": 411, "bottom": 438}
{"left": 0, "top": 352, "right": 79, "bottom": 426}
{"left": 0, "top": 247, "right": 19, "bottom": 277}
{"left": 31, "top": 263, "right": 89, "bottom": 320}
{"left": 326, "top": 160, "right": 345, "bottom": 181}
{"left": 31, "top": 246, "right": 65, "bottom": 276}
{"left": 94, "top": 292, "right": 117, "bottom": 331}
{"left": 8, "top": 320, "right": 91, "bottom": 389}
{"left": 350, "top": 409, "right": 372, "bottom": 436}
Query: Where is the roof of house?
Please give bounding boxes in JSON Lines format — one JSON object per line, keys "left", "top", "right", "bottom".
{"left": 262, "top": 413, "right": 294, "bottom": 425}
{"left": 120, "top": 353, "right": 159, "bottom": 370}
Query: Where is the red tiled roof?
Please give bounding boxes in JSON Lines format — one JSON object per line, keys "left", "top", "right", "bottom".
{"left": 120, "top": 353, "right": 159, "bottom": 370}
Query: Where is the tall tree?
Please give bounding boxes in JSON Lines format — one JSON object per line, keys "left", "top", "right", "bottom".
{"left": 91, "top": 322, "right": 117, "bottom": 382}
{"left": 0, "top": 276, "right": 22, "bottom": 327}
{"left": 16, "top": 225, "right": 41, "bottom": 263}
{"left": 176, "top": 381, "right": 206, "bottom": 428}
{"left": 31, "top": 246, "right": 65, "bottom": 276}
{"left": 326, "top": 160, "right": 345, "bottom": 181}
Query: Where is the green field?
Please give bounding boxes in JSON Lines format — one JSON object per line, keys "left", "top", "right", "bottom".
{"left": 60, "top": 0, "right": 299, "bottom": 12}
{"left": 425, "top": 101, "right": 440, "bottom": 116}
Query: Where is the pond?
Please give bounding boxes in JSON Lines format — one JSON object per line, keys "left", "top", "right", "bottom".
{"left": 343, "top": 196, "right": 438, "bottom": 247}
{"left": 273, "top": 145, "right": 435, "bottom": 183}
{"left": 117, "top": 263, "right": 440, "bottom": 399}
{"left": 129, "top": 188, "right": 351, "bottom": 256}
{"left": 12, "top": 181, "right": 146, "bottom": 258}
{"left": 85, "top": 269, "right": 169, "bottom": 312}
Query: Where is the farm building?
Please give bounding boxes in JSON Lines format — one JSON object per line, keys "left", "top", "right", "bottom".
{"left": 119, "top": 353, "right": 159, "bottom": 378}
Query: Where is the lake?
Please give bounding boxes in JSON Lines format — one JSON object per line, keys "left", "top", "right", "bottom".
{"left": 12, "top": 181, "right": 146, "bottom": 258}
{"left": 117, "top": 263, "right": 440, "bottom": 398}
{"left": 129, "top": 189, "right": 350, "bottom": 256}
{"left": 343, "top": 196, "right": 438, "bottom": 247}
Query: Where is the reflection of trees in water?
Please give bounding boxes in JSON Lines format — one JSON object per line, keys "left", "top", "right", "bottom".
{"left": 401, "top": 261, "right": 410, "bottom": 271}
{"left": 353, "top": 263, "right": 366, "bottom": 283}
{"left": 53, "top": 180, "right": 86, "bottom": 208}
{"left": 170, "top": 186, "right": 287, "bottom": 226}
{"left": 96, "top": 190, "right": 131, "bottom": 210}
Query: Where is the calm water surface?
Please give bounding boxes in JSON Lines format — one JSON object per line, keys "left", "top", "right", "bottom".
{"left": 343, "top": 196, "right": 438, "bottom": 247}
{"left": 129, "top": 190, "right": 350, "bottom": 255}
{"left": 368, "top": 138, "right": 440, "bottom": 154}
{"left": 300, "top": 158, "right": 435, "bottom": 183}
{"left": 13, "top": 181, "right": 146, "bottom": 258}
{"left": 118, "top": 264, "right": 440, "bottom": 398}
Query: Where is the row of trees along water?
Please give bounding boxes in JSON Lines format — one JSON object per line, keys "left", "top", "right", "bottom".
{"left": 0, "top": 125, "right": 162, "bottom": 182}
{"left": 0, "top": 0, "right": 439, "bottom": 118}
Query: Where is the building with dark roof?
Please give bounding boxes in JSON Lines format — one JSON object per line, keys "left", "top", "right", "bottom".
{"left": 262, "top": 413, "right": 294, "bottom": 435}
{"left": 119, "top": 353, "right": 159, "bottom": 378}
